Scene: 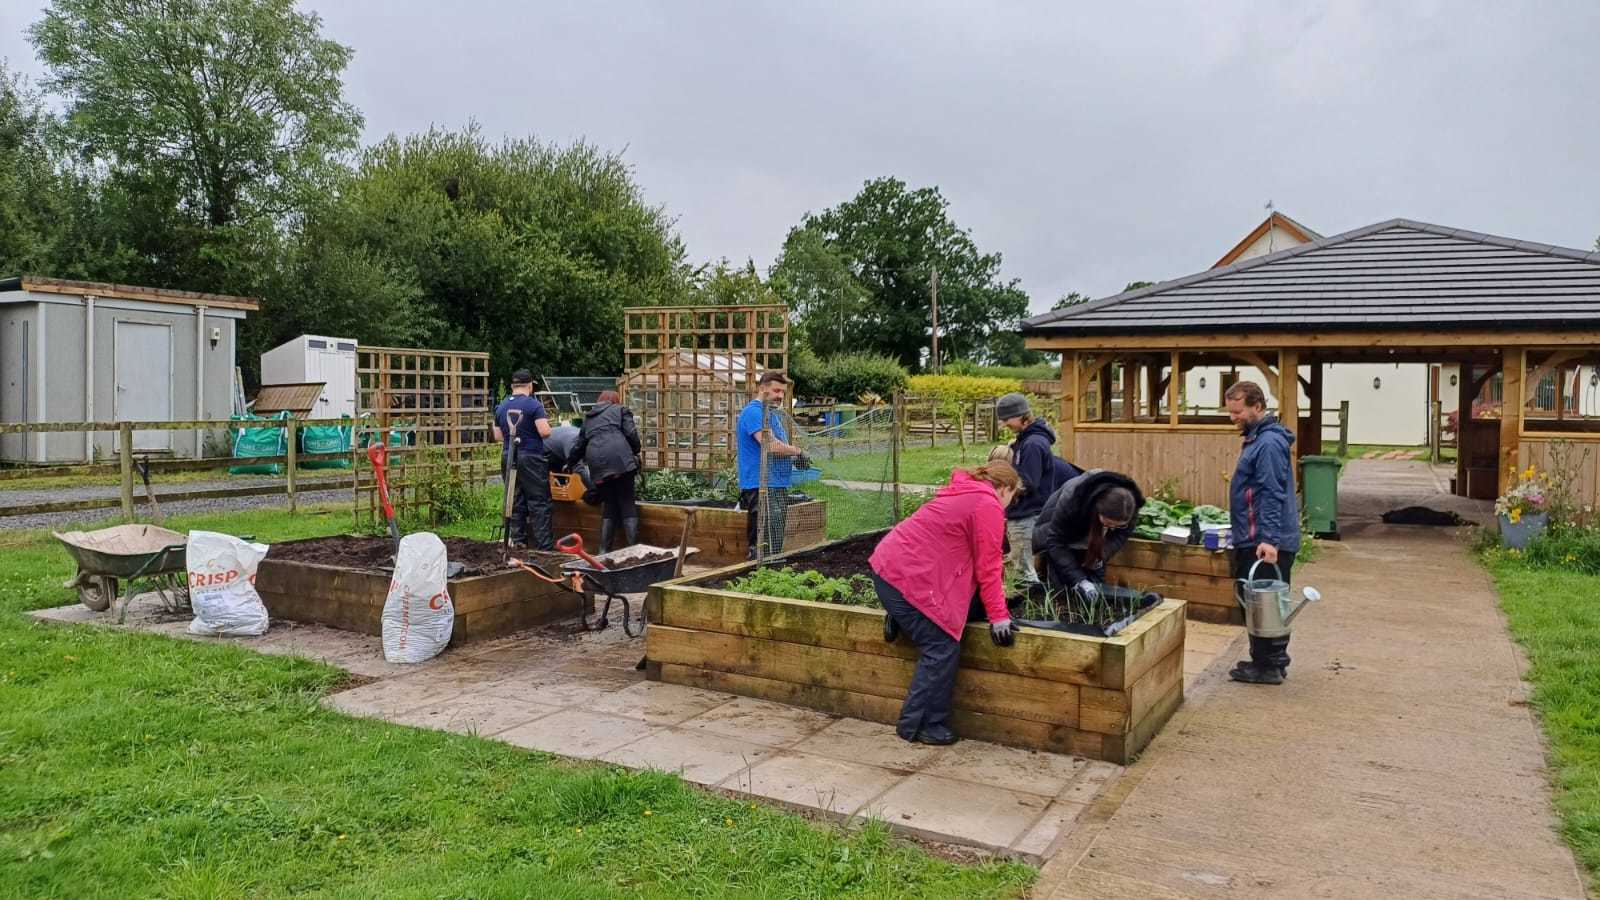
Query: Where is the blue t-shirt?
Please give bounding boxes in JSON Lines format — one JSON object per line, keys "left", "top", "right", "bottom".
{"left": 494, "top": 394, "right": 548, "bottom": 456}
{"left": 737, "top": 399, "right": 792, "bottom": 490}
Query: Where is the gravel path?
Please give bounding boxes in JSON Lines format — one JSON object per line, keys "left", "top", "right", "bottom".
{"left": 1, "top": 487, "right": 357, "bottom": 532}
{"left": 0, "top": 474, "right": 351, "bottom": 509}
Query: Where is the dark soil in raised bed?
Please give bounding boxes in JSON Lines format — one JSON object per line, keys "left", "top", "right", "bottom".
{"left": 266, "top": 536, "right": 570, "bottom": 578}
{"left": 699, "top": 531, "right": 883, "bottom": 589}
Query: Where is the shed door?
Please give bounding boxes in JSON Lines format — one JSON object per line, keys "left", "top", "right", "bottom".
{"left": 318, "top": 348, "right": 356, "bottom": 418}
{"left": 115, "top": 321, "right": 172, "bottom": 451}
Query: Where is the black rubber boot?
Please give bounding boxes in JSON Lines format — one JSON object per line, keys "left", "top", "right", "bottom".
{"left": 622, "top": 516, "right": 639, "bottom": 548}
{"left": 599, "top": 517, "right": 616, "bottom": 553}
{"left": 1230, "top": 661, "right": 1284, "bottom": 685}
{"left": 909, "top": 723, "right": 958, "bottom": 745}
{"left": 883, "top": 614, "right": 901, "bottom": 643}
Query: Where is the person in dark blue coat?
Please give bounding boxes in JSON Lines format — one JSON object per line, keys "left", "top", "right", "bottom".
{"left": 995, "top": 392, "right": 1079, "bottom": 588}
{"left": 1224, "top": 380, "right": 1302, "bottom": 685}
{"left": 493, "top": 370, "right": 554, "bottom": 549}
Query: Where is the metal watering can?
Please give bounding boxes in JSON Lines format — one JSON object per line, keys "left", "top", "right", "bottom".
{"left": 1237, "top": 560, "right": 1322, "bottom": 639}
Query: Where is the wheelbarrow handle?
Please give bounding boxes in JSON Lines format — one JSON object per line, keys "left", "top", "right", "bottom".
{"left": 508, "top": 557, "right": 575, "bottom": 587}
{"left": 556, "top": 532, "right": 607, "bottom": 570}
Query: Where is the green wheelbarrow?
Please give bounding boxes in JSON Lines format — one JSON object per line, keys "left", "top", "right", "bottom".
{"left": 53, "top": 524, "right": 190, "bottom": 624}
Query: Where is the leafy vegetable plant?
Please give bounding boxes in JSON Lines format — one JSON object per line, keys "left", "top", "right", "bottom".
{"left": 726, "top": 566, "right": 880, "bottom": 607}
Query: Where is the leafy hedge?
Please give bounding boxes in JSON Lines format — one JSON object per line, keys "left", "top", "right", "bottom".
{"left": 906, "top": 374, "right": 1022, "bottom": 403}
{"left": 794, "top": 351, "right": 908, "bottom": 402}
{"left": 944, "top": 360, "right": 1059, "bottom": 382}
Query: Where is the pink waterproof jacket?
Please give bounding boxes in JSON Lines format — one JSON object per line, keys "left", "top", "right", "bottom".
{"left": 869, "top": 469, "right": 1011, "bottom": 640}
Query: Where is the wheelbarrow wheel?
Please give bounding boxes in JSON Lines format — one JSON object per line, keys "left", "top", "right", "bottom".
{"left": 79, "top": 576, "right": 118, "bottom": 612}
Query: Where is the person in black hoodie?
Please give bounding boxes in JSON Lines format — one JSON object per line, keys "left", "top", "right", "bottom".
{"left": 572, "top": 390, "right": 642, "bottom": 552}
{"left": 996, "top": 393, "right": 1080, "bottom": 588}
{"left": 1032, "top": 469, "right": 1143, "bottom": 604}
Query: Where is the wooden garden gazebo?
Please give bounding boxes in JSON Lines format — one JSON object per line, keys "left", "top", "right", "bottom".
{"left": 1021, "top": 219, "right": 1600, "bottom": 507}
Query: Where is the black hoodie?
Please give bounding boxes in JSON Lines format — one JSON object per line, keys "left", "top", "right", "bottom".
{"left": 572, "top": 402, "right": 641, "bottom": 483}
{"left": 1031, "top": 469, "right": 1145, "bottom": 586}
{"left": 1008, "top": 418, "right": 1060, "bottom": 521}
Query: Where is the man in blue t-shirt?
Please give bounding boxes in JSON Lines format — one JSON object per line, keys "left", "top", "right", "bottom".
{"left": 736, "top": 372, "right": 809, "bottom": 559}
{"left": 493, "top": 370, "right": 554, "bottom": 549}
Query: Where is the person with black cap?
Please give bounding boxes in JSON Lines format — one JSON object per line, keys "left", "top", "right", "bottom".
{"left": 995, "top": 391, "right": 1080, "bottom": 589}
{"left": 492, "top": 370, "right": 554, "bottom": 549}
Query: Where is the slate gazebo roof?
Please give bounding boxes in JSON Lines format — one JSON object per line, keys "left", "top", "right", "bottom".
{"left": 1022, "top": 218, "right": 1600, "bottom": 338}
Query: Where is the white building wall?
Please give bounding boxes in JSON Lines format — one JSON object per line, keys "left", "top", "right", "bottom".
{"left": 1229, "top": 222, "right": 1306, "bottom": 264}
{"left": 1184, "top": 362, "right": 1431, "bottom": 446}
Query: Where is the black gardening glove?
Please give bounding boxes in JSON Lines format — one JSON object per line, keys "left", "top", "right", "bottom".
{"left": 989, "top": 618, "right": 1016, "bottom": 647}
{"left": 794, "top": 453, "right": 812, "bottom": 470}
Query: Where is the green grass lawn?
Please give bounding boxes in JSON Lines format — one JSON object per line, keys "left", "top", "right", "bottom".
{"left": 1485, "top": 551, "right": 1600, "bottom": 889}
{"left": 815, "top": 443, "right": 995, "bottom": 486}
{"left": 0, "top": 503, "right": 1031, "bottom": 898}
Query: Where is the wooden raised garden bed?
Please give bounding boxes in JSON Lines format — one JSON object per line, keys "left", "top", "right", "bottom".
{"left": 1107, "top": 539, "right": 1240, "bottom": 625}
{"left": 256, "top": 537, "right": 583, "bottom": 644}
{"left": 552, "top": 498, "right": 827, "bottom": 566}
{"left": 644, "top": 533, "right": 1186, "bottom": 764}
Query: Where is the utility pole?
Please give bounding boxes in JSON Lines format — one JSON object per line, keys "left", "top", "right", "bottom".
{"left": 929, "top": 266, "right": 940, "bottom": 374}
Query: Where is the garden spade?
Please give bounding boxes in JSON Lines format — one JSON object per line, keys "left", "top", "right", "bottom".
{"left": 499, "top": 409, "right": 524, "bottom": 558}
{"left": 366, "top": 443, "right": 401, "bottom": 559}
{"left": 135, "top": 455, "right": 163, "bottom": 525}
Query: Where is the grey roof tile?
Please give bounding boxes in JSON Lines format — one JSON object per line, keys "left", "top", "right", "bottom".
{"left": 1023, "top": 218, "right": 1600, "bottom": 334}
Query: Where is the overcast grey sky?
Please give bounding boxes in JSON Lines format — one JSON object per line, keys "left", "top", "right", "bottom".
{"left": 4, "top": 0, "right": 1598, "bottom": 313}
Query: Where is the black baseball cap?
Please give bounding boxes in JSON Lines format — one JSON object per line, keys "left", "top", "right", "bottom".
{"left": 511, "top": 370, "right": 533, "bottom": 385}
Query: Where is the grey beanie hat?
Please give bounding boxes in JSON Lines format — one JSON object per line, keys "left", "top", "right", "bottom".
{"left": 996, "top": 392, "right": 1030, "bottom": 420}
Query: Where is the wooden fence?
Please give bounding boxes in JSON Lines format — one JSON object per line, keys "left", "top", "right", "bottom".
{"left": 0, "top": 417, "right": 494, "bottom": 526}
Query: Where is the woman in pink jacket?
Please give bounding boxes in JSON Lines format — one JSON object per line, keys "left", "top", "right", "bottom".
{"left": 869, "top": 461, "right": 1020, "bottom": 746}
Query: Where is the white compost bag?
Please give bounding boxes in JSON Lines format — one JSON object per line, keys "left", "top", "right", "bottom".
{"left": 381, "top": 532, "right": 454, "bottom": 663}
{"left": 186, "top": 531, "right": 271, "bottom": 637}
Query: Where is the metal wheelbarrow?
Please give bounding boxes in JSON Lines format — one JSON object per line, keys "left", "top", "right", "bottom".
{"left": 53, "top": 524, "right": 190, "bottom": 624}
{"left": 511, "top": 543, "right": 698, "bottom": 637}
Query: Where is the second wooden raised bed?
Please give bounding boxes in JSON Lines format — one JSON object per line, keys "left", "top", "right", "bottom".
{"left": 1108, "top": 539, "right": 1240, "bottom": 624}
{"left": 552, "top": 497, "right": 827, "bottom": 565}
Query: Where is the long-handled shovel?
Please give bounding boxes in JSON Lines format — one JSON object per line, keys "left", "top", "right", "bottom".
{"left": 367, "top": 443, "right": 401, "bottom": 559}
{"left": 135, "top": 455, "right": 163, "bottom": 525}
{"left": 499, "top": 409, "right": 524, "bottom": 559}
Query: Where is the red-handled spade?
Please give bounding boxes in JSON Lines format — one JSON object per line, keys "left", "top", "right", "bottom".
{"left": 367, "top": 443, "right": 401, "bottom": 558}
{"left": 556, "top": 532, "right": 608, "bottom": 570}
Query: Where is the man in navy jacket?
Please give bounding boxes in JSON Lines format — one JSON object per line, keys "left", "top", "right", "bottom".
{"left": 996, "top": 393, "right": 1079, "bottom": 588}
{"left": 1225, "top": 380, "right": 1301, "bottom": 685}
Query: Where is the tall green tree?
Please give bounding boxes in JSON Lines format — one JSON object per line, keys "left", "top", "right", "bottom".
{"left": 246, "top": 127, "right": 689, "bottom": 386}
{"left": 32, "top": 0, "right": 361, "bottom": 230}
{"left": 769, "top": 177, "right": 1031, "bottom": 371}
{"left": 29, "top": 0, "right": 361, "bottom": 299}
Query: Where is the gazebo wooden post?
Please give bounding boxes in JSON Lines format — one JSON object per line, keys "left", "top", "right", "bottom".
{"left": 1098, "top": 363, "right": 1113, "bottom": 421}
{"left": 1457, "top": 361, "right": 1474, "bottom": 497}
{"left": 1168, "top": 350, "right": 1180, "bottom": 426}
{"left": 1279, "top": 349, "right": 1301, "bottom": 482}
{"left": 1307, "top": 361, "right": 1325, "bottom": 455}
{"left": 1121, "top": 362, "right": 1137, "bottom": 422}
{"left": 1500, "top": 347, "right": 1525, "bottom": 495}
{"left": 1061, "top": 351, "right": 1079, "bottom": 456}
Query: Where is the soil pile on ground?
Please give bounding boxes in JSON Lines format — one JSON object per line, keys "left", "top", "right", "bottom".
{"left": 266, "top": 536, "right": 571, "bottom": 578}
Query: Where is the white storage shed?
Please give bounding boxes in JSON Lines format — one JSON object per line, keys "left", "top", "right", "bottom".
{"left": 0, "top": 276, "right": 256, "bottom": 464}
{"left": 260, "top": 335, "right": 358, "bottom": 419}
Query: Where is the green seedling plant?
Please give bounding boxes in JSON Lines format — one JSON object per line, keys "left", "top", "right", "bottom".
{"left": 726, "top": 566, "right": 881, "bottom": 608}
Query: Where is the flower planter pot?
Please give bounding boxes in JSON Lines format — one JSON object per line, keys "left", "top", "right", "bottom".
{"left": 1499, "top": 512, "right": 1548, "bottom": 550}
{"left": 1107, "top": 538, "right": 1240, "bottom": 625}
{"left": 645, "top": 533, "right": 1187, "bottom": 764}
{"left": 552, "top": 498, "right": 827, "bottom": 565}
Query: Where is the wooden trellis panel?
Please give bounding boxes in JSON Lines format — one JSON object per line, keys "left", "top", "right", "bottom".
{"left": 621, "top": 306, "right": 789, "bottom": 471}
{"left": 357, "top": 347, "right": 492, "bottom": 458}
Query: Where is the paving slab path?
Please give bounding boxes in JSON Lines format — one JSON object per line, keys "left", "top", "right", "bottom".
{"left": 1034, "top": 520, "right": 1588, "bottom": 898}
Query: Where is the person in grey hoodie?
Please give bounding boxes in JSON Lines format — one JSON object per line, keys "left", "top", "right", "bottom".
{"left": 996, "top": 393, "right": 1080, "bottom": 588}
{"left": 572, "top": 390, "right": 642, "bottom": 552}
{"left": 1224, "top": 380, "right": 1302, "bottom": 686}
